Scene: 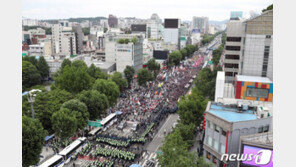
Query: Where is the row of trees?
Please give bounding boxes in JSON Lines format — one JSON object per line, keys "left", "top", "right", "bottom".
{"left": 201, "top": 31, "right": 223, "bottom": 45}
{"left": 169, "top": 44, "right": 198, "bottom": 66}
{"left": 22, "top": 56, "right": 50, "bottom": 91}
{"left": 117, "top": 37, "right": 138, "bottom": 44}
{"left": 22, "top": 59, "right": 131, "bottom": 166}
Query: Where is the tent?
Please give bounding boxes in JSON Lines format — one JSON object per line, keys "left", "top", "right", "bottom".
{"left": 130, "top": 164, "right": 141, "bottom": 167}
{"left": 44, "top": 134, "right": 54, "bottom": 141}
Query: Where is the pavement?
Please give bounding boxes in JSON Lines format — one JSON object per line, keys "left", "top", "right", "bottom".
{"left": 138, "top": 113, "right": 179, "bottom": 167}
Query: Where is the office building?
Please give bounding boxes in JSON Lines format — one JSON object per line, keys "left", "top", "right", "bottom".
{"left": 163, "top": 18, "right": 180, "bottom": 49}
{"left": 72, "top": 25, "right": 84, "bottom": 54}
{"left": 241, "top": 10, "right": 273, "bottom": 80}
{"left": 108, "top": 14, "right": 118, "bottom": 28}
{"left": 52, "top": 24, "right": 77, "bottom": 56}
{"left": 192, "top": 16, "right": 209, "bottom": 34}
{"left": 147, "top": 13, "right": 162, "bottom": 39}
{"left": 203, "top": 99, "right": 272, "bottom": 167}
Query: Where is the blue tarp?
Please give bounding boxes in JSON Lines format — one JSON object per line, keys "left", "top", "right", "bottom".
{"left": 130, "top": 164, "right": 141, "bottom": 167}
{"left": 116, "top": 111, "right": 123, "bottom": 115}
{"left": 44, "top": 134, "right": 54, "bottom": 141}
{"left": 22, "top": 92, "right": 28, "bottom": 96}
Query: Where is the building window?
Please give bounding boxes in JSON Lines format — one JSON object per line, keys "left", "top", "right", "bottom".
{"left": 224, "top": 63, "right": 239, "bottom": 68}
{"left": 226, "top": 37, "right": 241, "bottom": 42}
{"left": 214, "top": 124, "right": 220, "bottom": 133}
{"left": 212, "top": 156, "right": 217, "bottom": 164}
{"left": 208, "top": 136, "right": 212, "bottom": 146}
{"left": 225, "top": 54, "right": 239, "bottom": 60}
{"left": 246, "top": 87, "right": 269, "bottom": 98}
{"left": 264, "top": 125, "right": 269, "bottom": 132}
{"left": 214, "top": 140, "right": 219, "bottom": 151}
{"left": 206, "top": 151, "right": 211, "bottom": 160}
{"left": 225, "top": 45, "right": 240, "bottom": 51}
{"left": 222, "top": 130, "right": 227, "bottom": 136}
{"left": 266, "top": 35, "right": 271, "bottom": 38}
{"left": 225, "top": 72, "right": 237, "bottom": 76}
{"left": 220, "top": 144, "right": 226, "bottom": 154}
{"left": 258, "top": 126, "right": 263, "bottom": 133}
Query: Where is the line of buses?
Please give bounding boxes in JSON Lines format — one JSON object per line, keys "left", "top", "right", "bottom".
{"left": 38, "top": 137, "right": 87, "bottom": 167}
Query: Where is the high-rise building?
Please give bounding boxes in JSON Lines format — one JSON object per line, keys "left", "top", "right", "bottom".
{"left": 147, "top": 13, "right": 162, "bottom": 39}
{"left": 52, "top": 24, "right": 77, "bottom": 56}
{"left": 72, "top": 25, "right": 84, "bottom": 54}
{"left": 163, "top": 18, "right": 180, "bottom": 49}
{"left": 192, "top": 16, "right": 209, "bottom": 34}
{"left": 241, "top": 10, "right": 273, "bottom": 80}
{"left": 108, "top": 14, "right": 118, "bottom": 28}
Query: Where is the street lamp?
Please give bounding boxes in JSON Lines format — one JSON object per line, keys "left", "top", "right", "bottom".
{"left": 27, "top": 89, "right": 42, "bottom": 119}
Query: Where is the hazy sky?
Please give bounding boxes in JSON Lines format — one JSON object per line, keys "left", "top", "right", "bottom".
{"left": 22, "top": 0, "right": 273, "bottom": 21}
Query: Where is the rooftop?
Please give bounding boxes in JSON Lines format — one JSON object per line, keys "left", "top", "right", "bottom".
{"left": 208, "top": 103, "right": 258, "bottom": 122}
{"left": 241, "top": 132, "right": 273, "bottom": 148}
{"left": 236, "top": 75, "right": 272, "bottom": 83}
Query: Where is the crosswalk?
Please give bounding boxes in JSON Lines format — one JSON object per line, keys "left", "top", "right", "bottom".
{"left": 139, "top": 152, "right": 160, "bottom": 167}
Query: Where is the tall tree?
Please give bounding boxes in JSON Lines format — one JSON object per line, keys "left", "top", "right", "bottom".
{"left": 169, "top": 51, "right": 182, "bottom": 66}
{"left": 36, "top": 56, "right": 50, "bottom": 80}
{"left": 137, "top": 68, "right": 153, "bottom": 86}
{"left": 23, "top": 56, "right": 38, "bottom": 67}
{"left": 180, "top": 48, "right": 188, "bottom": 60}
{"left": 51, "top": 108, "right": 77, "bottom": 140}
{"left": 22, "top": 116, "right": 47, "bottom": 167}
{"left": 147, "top": 58, "right": 160, "bottom": 71}
{"left": 92, "top": 79, "right": 120, "bottom": 106}
{"left": 22, "top": 61, "right": 41, "bottom": 90}
{"left": 61, "top": 58, "right": 72, "bottom": 70}
{"left": 55, "top": 65, "right": 92, "bottom": 94}
{"left": 111, "top": 72, "right": 127, "bottom": 91}
{"left": 124, "top": 65, "right": 135, "bottom": 86}
{"left": 33, "top": 89, "right": 72, "bottom": 133}
{"left": 61, "top": 99, "right": 89, "bottom": 130}
{"left": 77, "top": 90, "right": 109, "bottom": 120}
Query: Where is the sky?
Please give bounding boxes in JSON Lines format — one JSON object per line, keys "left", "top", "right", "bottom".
{"left": 22, "top": 0, "right": 273, "bottom": 21}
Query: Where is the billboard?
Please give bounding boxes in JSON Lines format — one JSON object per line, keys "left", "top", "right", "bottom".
{"left": 241, "top": 145, "right": 273, "bottom": 167}
{"left": 164, "top": 19, "right": 179, "bottom": 28}
{"left": 153, "top": 50, "right": 169, "bottom": 60}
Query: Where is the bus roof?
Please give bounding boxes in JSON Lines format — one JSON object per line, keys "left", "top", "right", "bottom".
{"left": 58, "top": 140, "right": 81, "bottom": 156}
{"left": 100, "top": 113, "right": 116, "bottom": 125}
{"left": 38, "top": 155, "right": 63, "bottom": 167}
{"left": 89, "top": 127, "right": 101, "bottom": 135}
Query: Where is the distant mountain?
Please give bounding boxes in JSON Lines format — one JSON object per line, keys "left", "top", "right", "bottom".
{"left": 209, "top": 19, "right": 229, "bottom": 25}
{"left": 40, "top": 16, "right": 107, "bottom": 23}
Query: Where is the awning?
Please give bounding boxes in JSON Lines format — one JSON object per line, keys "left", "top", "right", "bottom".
{"left": 44, "top": 134, "right": 54, "bottom": 141}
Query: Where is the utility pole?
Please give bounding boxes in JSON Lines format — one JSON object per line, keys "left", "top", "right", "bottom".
{"left": 27, "top": 89, "right": 42, "bottom": 119}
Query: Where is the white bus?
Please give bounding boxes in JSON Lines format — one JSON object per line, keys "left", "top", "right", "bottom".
{"left": 100, "top": 113, "right": 116, "bottom": 127}
{"left": 58, "top": 139, "right": 85, "bottom": 163}
{"left": 38, "top": 155, "right": 64, "bottom": 167}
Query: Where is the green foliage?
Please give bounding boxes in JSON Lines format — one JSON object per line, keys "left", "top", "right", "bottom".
{"left": 124, "top": 38, "right": 130, "bottom": 44}
{"left": 131, "top": 37, "right": 137, "bottom": 44}
{"left": 55, "top": 63, "right": 92, "bottom": 94}
{"left": 61, "top": 58, "right": 72, "bottom": 70}
{"left": 117, "top": 38, "right": 131, "bottom": 44}
{"left": 52, "top": 108, "right": 77, "bottom": 140}
{"left": 202, "top": 31, "right": 222, "bottom": 45}
{"left": 22, "top": 116, "right": 47, "bottom": 167}
{"left": 262, "top": 4, "right": 273, "bottom": 12}
{"left": 33, "top": 89, "right": 72, "bottom": 132}
{"left": 77, "top": 90, "right": 109, "bottom": 120}
{"left": 82, "top": 27, "right": 90, "bottom": 35}
{"left": 124, "top": 65, "right": 135, "bottom": 86}
{"left": 61, "top": 99, "right": 89, "bottom": 129}
{"left": 87, "top": 64, "right": 108, "bottom": 80}
{"left": 117, "top": 39, "right": 125, "bottom": 44}
{"left": 180, "top": 48, "right": 188, "bottom": 59}
{"left": 92, "top": 79, "right": 120, "bottom": 106}
{"left": 212, "top": 44, "right": 224, "bottom": 66}
{"left": 147, "top": 58, "right": 160, "bottom": 71}
{"left": 137, "top": 68, "right": 153, "bottom": 86}
{"left": 36, "top": 56, "right": 50, "bottom": 80}
{"left": 169, "top": 51, "right": 182, "bottom": 66}
{"left": 22, "top": 26, "right": 52, "bottom": 35}
{"left": 23, "top": 56, "right": 38, "bottom": 66}
{"left": 111, "top": 72, "right": 127, "bottom": 91}
{"left": 22, "top": 61, "right": 41, "bottom": 90}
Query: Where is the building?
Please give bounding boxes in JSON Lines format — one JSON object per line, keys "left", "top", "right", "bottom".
{"left": 147, "top": 14, "right": 162, "bottom": 39}
{"left": 203, "top": 99, "right": 273, "bottom": 167}
{"left": 192, "top": 16, "right": 209, "bottom": 34}
{"left": 230, "top": 11, "right": 243, "bottom": 20}
{"left": 131, "top": 24, "right": 147, "bottom": 38}
{"left": 72, "top": 25, "right": 84, "bottom": 54}
{"left": 163, "top": 18, "right": 180, "bottom": 49}
{"left": 115, "top": 36, "right": 143, "bottom": 73}
{"left": 108, "top": 14, "right": 118, "bottom": 28}
{"left": 215, "top": 72, "right": 273, "bottom": 103}
{"left": 22, "top": 18, "right": 39, "bottom": 26}
{"left": 239, "top": 132, "right": 273, "bottom": 167}
{"left": 241, "top": 10, "right": 273, "bottom": 80}
{"left": 59, "top": 20, "right": 69, "bottom": 27}
{"left": 52, "top": 24, "right": 77, "bottom": 56}
{"left": 223, "top": 19, "right": 244, "bottom": 82}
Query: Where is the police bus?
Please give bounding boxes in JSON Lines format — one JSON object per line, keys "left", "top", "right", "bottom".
{"left": 58, "top": 137, "right": 87, "bottom": 164}
{"left": 38, "top": 155, "right": 64, "bottom": 167}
